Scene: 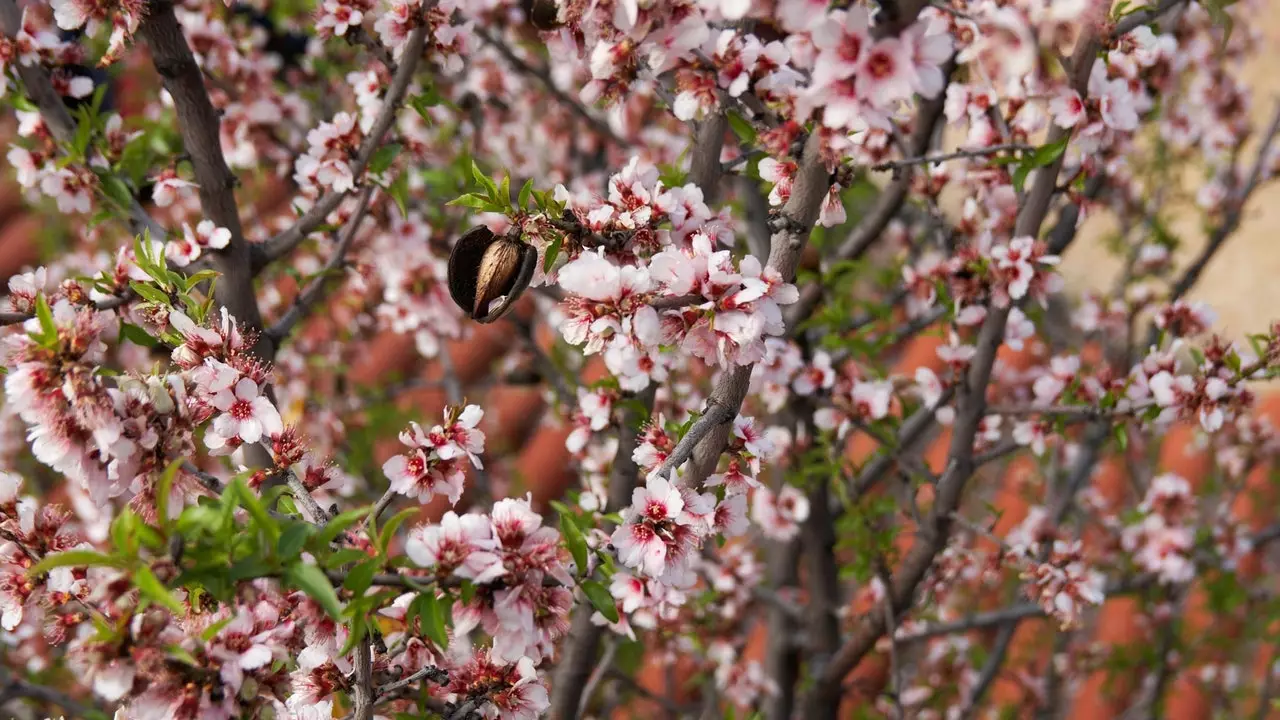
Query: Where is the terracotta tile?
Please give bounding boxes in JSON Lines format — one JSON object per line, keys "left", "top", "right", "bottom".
{"left": 0, "top": 213, "right": 45, "bottom": 281}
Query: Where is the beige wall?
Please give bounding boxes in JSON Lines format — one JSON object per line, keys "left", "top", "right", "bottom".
{"left": 1056, "top": 3, "right": 1280, "bottom": 338}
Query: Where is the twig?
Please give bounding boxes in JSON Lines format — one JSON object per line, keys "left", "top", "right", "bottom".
{"left": 651, "top": 401, "right": 736, "bottom": 481}
{"left": 985, "top": 399, "right": 1153, "bottom": 418}
{"left": 548, "top": 387, "right": 656, "bottom": 718}
{"left": 377, "top": 666, "right": 449, "bottom": 699}
{"left": 267, "top": 183, "right": 377, "bottom": 343}
{"left": 0, "top": 671, "right": 103, "bottom": 719}
{"left": 785, "top": 62, "right": 953, "bottom": 331}
{"left": 259, "top": 18, "right": 430, "bottom": 270}
{"left": 471, "top": 25, "right": 629, "bottom": 150}
{"left": 868, "top": 143, "right": 1032, "bottom": 172}
{"left": 962, "top": 622, "right": 1017, "bottom": 716}
{"left": 1154, "top": 96, "right": 1280, "bottom": 342}
{"left": 895, "top": 602, "right": 1047, "bottom": 644}
{"left": 0, "top": 291, "right": 136, "bottom": 327}
{"left": 577, "top": 638, "right": 619, "bottom": 717}
{"left": 649, "top": 293, "right": 706, "bottom": 310}
{"left": 1111, "top": 0, "right": 1188, "bottom": 38}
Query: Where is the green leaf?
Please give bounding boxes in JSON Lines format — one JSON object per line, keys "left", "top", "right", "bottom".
{"left": 343, "top": 561, "right": 378, "bottom": 596}
{"left": 388, "top": 171, "right": 409, "bottom": 218}
{"left": 369, "top": 143, "right": 403, "bottom": 175}
{"left": 234, "top": 478, "right": 280, "bottom": 544}
{"left": 129, "top": 281, "right": 172, "bottom": 306}
{"left": 560, "top": 514, "right": 589, "bottom": 575}
{"left": 277, "top": 523, "right": 312, "bottom": 560}
{"left": 447, "top": 193, "right": 493, "bottom": 210}
{"left": 417, "top": 590, "right": 450, "bottom": 648}
{"left": 284, "top": 563, "right": 343, "bottom": 619}
{"left": 340, "top": 616, "right": 368, "bottom": 655}
{"left": 314, "top": 506, "right": 370, "bottom": 547}
{"left": 470, "top": 160, "right": 499, "bottom": 200}
{"left": 377, "top": 508, "right": 418, "bottom": 556}
{"left": 1012, "top": 133, "right": 1071, "bottom": 192}
{"left": 1113, "top": 424, "right": 1129, "bottom": 451}
{"left": 34, "top": 293, "right": 56, "bottom": 342}
{"left": 120, "top": 322, "right": 159, "bottom": 349}
{"left": 28, "top": 549, "right": 120, "bottom": 576}
{"left": 581, "top": 579, "right": 619, "bottom": 624}
{"left": 500, "top": 173, "right": 512, "bottom": 210}
{"left": 102, "top": 175, "right": 134, "bottom": 210}
{"left": 134, "top": 565, "right": 185, "bottom": 614}
{"left": 518, "top": 178, "right": 535, "bottom": 209}
{"left": 726, "top": 111, "right": 757, "bottom": 145}
{"left": 200, "top": 616, "right": 235, "bottom": 642}
{"left": 543, "top": 235, "right": 563, "bottom": 273}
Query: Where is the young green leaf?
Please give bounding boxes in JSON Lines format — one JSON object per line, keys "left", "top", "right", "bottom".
{"left": 377, "top": 507, "right": 419, "bottom": 556}
{"left": 277, "top": 523, "right": 312, "bottom": 560}
{"left": 581, "top": 579, "right": 619, "bottom": 623}
{"left": 518, "top": 177, "right": 535, "bottom": 210}
{"left": 416, "top": 591, "right": 449, "bottom": 649}
{"left": 284, "top": 563, "right": 344, "bottom": 619}
{"left": 154, "top": 457, "right": 185, "bottom": 530}
{"left": 134, "top": 565, "right": 185, "bottom": 614}
{"left": 27, "top": 549, "right": 121, "bottom": 576}
{"left": 343, "top": 561, "right": 379, "bottom": 597}
{"left": 543, "top": 235, "right": 563, "bottom": 273}
{"left": 369, "top": 143, "right": 403, "bottom": 175}
{"left": 560, "top": 514, "right": 589, "bottom": 575}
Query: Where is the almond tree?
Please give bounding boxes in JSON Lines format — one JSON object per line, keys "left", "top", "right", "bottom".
{"left": 1, "top": 0, "right": 1279, "bottom": 719}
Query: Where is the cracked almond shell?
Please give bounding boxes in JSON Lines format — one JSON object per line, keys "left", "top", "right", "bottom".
{"left": 447, "top": 226, "right": 537, "bottom": 324}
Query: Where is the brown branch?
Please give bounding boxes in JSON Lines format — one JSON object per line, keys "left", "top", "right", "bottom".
{"left": 471, "top": 24, "right": 630, "bottom": 150}
{"left": 0, "top": 291, "right": 136, "bottom": 327}
{"left": 1163, "top": 98, "right": 1280, "bottom": 304}
{"left": 801, "top": 33, "right": 1101, "bottom": 718}
{"left": 266, "top": 183, "right": 376, "bottom": 344}
{"left": 0, "top": 671, "right": 103, "bottom": 719}
{"left": 547, "top": 385, "right": 656, "bottom": 719}
{"left": 550, "top": 111, "right": 729, "bottom": 719}
{"left": 785, "top": 62, "right": 953, "bottom": 331}
{"left": 258, "top": 19, "right": 430, "bottom": 271}
{"left": 1110, "top": 0, "right": 1188, "bottom": 38}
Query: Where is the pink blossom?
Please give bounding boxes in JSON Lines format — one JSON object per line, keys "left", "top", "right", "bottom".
{"left": 208, "top": 378, "right": 283, "bottom": 446}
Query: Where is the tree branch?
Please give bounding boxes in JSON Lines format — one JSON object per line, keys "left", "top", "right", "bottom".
{"left": 801, "top": 33, "right": 1101, "bottom": 718}
{"left": 785, "top": 63, "right": 953, "bottom": 331}
{"left": 0, "top": 671, "right": 103, "bottom": 719}
{"left": 266, "top": 183, "right": 376, "bottom": 344}
{"left": 471, "top": 25, "right": 630, "bottom": 150}
{"left": 139, "top": 2, "right": 268, "bottom": 358}
{"left": 548, "top": 386, "right": 656, "bottom": 719}
{"left": 258, "top": 19, "right": 429, "bottom": 270}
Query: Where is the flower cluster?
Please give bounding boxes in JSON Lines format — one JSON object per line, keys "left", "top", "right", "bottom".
{"left": 382, "top": 405, "right": 486, "bottom": 505}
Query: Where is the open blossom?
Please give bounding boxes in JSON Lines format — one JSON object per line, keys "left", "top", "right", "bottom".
{"left": 612, "top": 474, "right": 703, "bottom": 585}
{"left": 208, "top": 377, "right": 283, "bottom": 446}
{"left": 406, "top": 511, "right": 505, "bottom": 583}
{"left": 751, "top": 485, "right": 809, "bottom": 541}
{"left": 151, "top": 169, "right": 197, "bottom": 207}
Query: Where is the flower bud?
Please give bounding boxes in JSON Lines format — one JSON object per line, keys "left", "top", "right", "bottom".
{"left": 447, "top": 226, "right": 536, "bottom": 324}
